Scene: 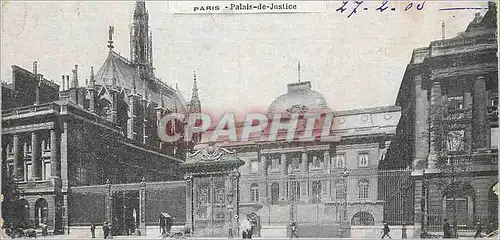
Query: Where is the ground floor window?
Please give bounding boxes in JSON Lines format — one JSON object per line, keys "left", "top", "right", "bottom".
{"left": 351, "top": 211, "right": 374, "bottom": 225}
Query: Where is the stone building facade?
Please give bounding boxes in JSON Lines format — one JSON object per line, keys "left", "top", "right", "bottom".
{"left": 382, "top": 3, "right": 498, "bottom": 237}
{"left": 201, "top": 80, "right": 401, "bottom": 237}
{"left": 1, "top": 1, "right": 197, "bottom": 234}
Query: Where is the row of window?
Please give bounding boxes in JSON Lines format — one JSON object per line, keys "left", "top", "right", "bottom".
{"left": 6, "top": 140, "right": 52, "bottom": 154}
{"left": 250, "top": 152, "right": 375, "bottom": 173}
{"left": 249, "top": 180, "right": 370, "bottom": 203}
{"left": 7, "top": 161, "right": 52, "bottom": 181}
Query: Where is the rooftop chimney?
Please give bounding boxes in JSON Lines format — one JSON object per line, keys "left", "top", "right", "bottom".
{"left": 62, "top": 75, "right": 66, "bottom": 91}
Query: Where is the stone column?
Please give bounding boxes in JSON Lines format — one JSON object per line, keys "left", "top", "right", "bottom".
{"left": 260, "top": 155, "right": 268, "bottom": 177}
{"left": 473, "top": 76, "right": 488, "bottom": 150}
{"left": 139, "top": 178, "right": 147, "bottom": 235}
{"left": 301, "top": 152, "right": 308, "bottom": 201}
{"left": 280, "top": 153, "right": 287, "bottom": 175}
{"left": 185, "top": 175, "right": 194, "bottom": 233}
{"left": 32, "top": 132, "right": 41, "bottom": 180}
{"left": 280, "top": 153, "right": 287, "bottom": 201}
{"left": 127, "top": 96, "right": 136, "bottom": 140}
{"left": 323, "top": 151, "right": 331, "bottom": 197}
{"left": 60, "top": 122, "right": 69, "bottom": 189}
{"left": 50, "top": 129, "right": 59, "bottom": 180}
{"left": 428, "top": 82, "right": 442, "bottom": 169}
{"left": 13, "top": 134, "right": 22, "bottom": 180}
{"left": 105, "top": 180, "right": 113, "bottom": 222}
{"left": 414, "top": 75, "right": 430, "bottom": 169}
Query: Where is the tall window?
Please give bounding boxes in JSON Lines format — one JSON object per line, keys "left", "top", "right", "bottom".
{"left": 358, "top": 179, "right": 369, "bottom": 199}
{"left": 250, "top": 161, "right": 259, "bottom": 174}
{"left": 290, "top": 181, "right": 300, "bottom": 202}
{"left": 271, "top": 182, "right": 279, "bottom": 205}
{"left": 43, "top": 162, "right": 51, "bottom": 180}
{"left": 250, "top": 184, "right": 259, "bottom": 202}
{"left": 75, "top": 162, "right": 88, "bottom": 185}
{"left": 358, "top": 152, "right": 369, "bottom": 167}
{"left": 447, "top": 130, "right": 465, "bottom": 152}
{"left": 25, "top": 163, "right": 33, "bottom": 181}
{"left": 336, "top": 153, "right": 346, "bottom": 168}
{"left": 336, "top": 180, "right": 346, "bottom": 200}
{"left": 312, "top": 181, "right": 322, "bottom": 203}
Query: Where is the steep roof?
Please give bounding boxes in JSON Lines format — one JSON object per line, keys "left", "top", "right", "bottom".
{"left": 94, "top": 51, "right": 187, "bottom": 114}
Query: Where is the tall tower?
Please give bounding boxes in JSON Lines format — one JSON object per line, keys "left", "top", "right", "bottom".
{"left": 189, "top": 71, "right": 202, "bottom": 144}
{"left": 130, "top": 1, "right": 153, "bottom": 76}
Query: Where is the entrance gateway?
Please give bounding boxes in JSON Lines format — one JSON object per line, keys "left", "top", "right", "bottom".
{"left": 181, "top": 144, "right": 244, "bottom": 237}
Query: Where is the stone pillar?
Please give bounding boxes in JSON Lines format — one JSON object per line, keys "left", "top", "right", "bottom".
{"left": 280, "top": 153, "right": 287, "bottom": 200}
{"left": 464, "top": 92, "right": 472, "bottom": 109}
{"left": 50, "top": 129, "right": 59, "bottom": 180}
{"left": 324, "top": 151, "right": 331, "bottom": 197}
{"left": 301, "top": 152, "right": 308, "bottom": 201}
{"left": 414, "top": 75, "right": 430, "bottom": 169}
{"left": 260, "top": 155, "right": 268, "bottom": 177}
{"left": 13, "top": 134, "right": 22, "bottom": 180}
{"left": 280, "top": 153, "right": 287, "bottom": 175}
{"left": 428, "top": 82, "right": 442, "bottom": 169}
{"left": 139, "top": 178, "right": 146, "bottom": 235}
{"left": 127, "top": 97, "right": 136, "bottom": 140}
{"left": 105, "top": 180, "right": 113, "bottom": 222}
{"left": 32, "top": 132, "right": 42, "bottom": 180}
{"left": 185, "top": 176, "right": 194, "bottom": 233}
{"left": 60, "top": 122, "right": 69, "bottom": 189}
{"left": 473, "top": 76, "right": 488, "bottom": 150}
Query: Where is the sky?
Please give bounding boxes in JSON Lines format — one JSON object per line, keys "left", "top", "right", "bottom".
{"left": 1, "top": 1, "right": 489, "bottom": 117}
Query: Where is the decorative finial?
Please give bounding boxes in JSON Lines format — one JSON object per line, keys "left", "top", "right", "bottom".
{"left": 298, "top": 61, "right": 301, "bottom": 82}
{"left": 108, "top": 26, "right": 115, "bottom": 50}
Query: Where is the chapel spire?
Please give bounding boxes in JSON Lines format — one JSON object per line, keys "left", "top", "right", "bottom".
{"left": 130, "top": 1, "right": 153, "bottom": 70}
{"left": 189, "top": 72, "right": 201, "bottom": 114}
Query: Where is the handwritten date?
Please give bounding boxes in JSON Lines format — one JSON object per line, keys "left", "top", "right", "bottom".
{"left": 336, "top": 1, "right": 427, "bottom": 18}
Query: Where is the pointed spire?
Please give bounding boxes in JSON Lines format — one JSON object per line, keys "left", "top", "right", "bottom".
{"left": 108, "top": 26, "right": 115, "bottom": 51}
{"left": 134, "top": 1, "right": 147, "bottom": 16}
{"left": 192, "top": 71, "right": 199, "bottom": 99}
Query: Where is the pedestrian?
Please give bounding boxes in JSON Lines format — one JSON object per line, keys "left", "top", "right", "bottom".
{"left": 290, "top": 222, "right": 299, "bottom": 238}
{"left": 102, "top": 222, "right": 110, "bottom": 239}
{"left": 474, "top": 222, "right": 483, "bottom": 238}
{"left": 240, "top": 216, "right": 251, "bottom": 239}
{"left": 381, "top": 222, "right": 391, "bottom": 239}
{"left": 90, "top": 223, "right": 95, "bottom": 238}
{"left": 443, "top": 219, "right": 452, "bottom": 239}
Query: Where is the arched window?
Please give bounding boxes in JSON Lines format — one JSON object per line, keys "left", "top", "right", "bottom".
{"left": 271, "top": 182, "right": 279, "bottom": 205}
{"left": 312, "top": 181, "right": 322, "bottom": 203}
{"left": 35, "top": 198, "right": 49, "bottom": 226}
{"left": 358, "top": 179, "right": 369, "bottom": 199}
{"left": 336, "top": 180, "right": 346, "bottom": 200}
{"left": 351, "top": 211, "right": 374, "bottom": 225}
{"left": 250, "top": 184, "right": 260, "bottom": 202}
{"left": 443, "top": 182, "right": 475, "bottom": 227}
